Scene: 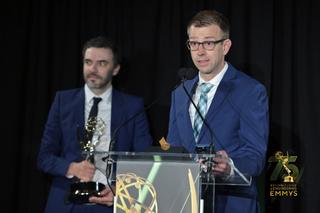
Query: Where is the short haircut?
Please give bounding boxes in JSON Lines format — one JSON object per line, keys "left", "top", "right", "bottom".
{"left": 187, "top": 10, "right": 230, "bottom": 38}
{"left": 82, "top": 36, "right": 121, "bottom": 65}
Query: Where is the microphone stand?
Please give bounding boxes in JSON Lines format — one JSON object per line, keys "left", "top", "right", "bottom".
{"left": 104, "top": 71, "right": 189, "bottom": 196}
{"left": 181, "top": 78, "right": 216, "bottom": 212}
{"left": 181, "top": 79, "right": 216, "bottom": 155}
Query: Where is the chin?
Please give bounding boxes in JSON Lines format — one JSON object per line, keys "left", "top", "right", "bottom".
{"left": 198, "top": 68, "right": 212, "bottom": 74}
{"left": 87, "top": 82, "right": 100, "bottom": 89}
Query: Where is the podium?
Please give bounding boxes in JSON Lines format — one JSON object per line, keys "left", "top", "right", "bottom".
{"left": 92, "top": 151, "right": 252, "bottom": 213}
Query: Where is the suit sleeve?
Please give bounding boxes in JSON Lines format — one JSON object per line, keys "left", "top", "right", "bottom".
{"left": 167, "top": 91, "right": 183, "bottom": 147}
{"left": 37, "top": 92, "right": 73, "bottom": 177}
{"left": 230, "top": 83, "right": 269, "bottom": 177}
{"left": 132, "top": 98, "right": 153, "bottom": 151}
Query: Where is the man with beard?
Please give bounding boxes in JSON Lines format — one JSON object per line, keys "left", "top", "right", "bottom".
{"left": 167, "top": 10, "right": 269, "bottom": 212}
{"left": 38, "top": 36, "right": 153, "bottom": 213}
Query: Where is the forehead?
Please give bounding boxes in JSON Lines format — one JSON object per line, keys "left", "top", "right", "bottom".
{"left": 84, "top": 47, "right": 114, "bottom": 60}
{"left": 188, "top": 24, "right": 223, "bottom": 40}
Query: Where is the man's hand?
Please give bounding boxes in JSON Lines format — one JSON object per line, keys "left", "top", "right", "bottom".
{"left": 212, "top": 150, "right": 231, "bottom": 176}
{"left": 89, "top": 187, "right": 115, "bottom": 206}
{"left": 66, "top": 160, "right": 95, "bottom": 181}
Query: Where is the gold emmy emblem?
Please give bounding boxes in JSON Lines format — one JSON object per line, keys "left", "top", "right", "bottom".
{"left": 116, "top": 173, "right": 158, "bottom": 213}
{"left": 159, "top": 137, "right": 170, "bottom": 151}
{"left": 275, "top": 151, "right": 294, "bottom": 183}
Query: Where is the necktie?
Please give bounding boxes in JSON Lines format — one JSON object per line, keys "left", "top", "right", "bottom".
{"left": 86, "top": 97, "right": 102, "bottom": 142}
{"left": 193, "top": 83, "right": 213, "bottom": 142}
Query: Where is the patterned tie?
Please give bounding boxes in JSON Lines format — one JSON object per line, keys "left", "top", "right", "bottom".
{"left": 86, "top": 97, "right": 102, "bottom": 142}
{"left": 193, "top": 83, "right": 213, "bottom": 142}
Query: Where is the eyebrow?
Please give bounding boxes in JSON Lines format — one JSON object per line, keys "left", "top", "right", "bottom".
{"left": 204, "top": 36, "right": 216, "bottom": 39}
{"left": 84, "top": 58, "right": 108, "bottom": 62}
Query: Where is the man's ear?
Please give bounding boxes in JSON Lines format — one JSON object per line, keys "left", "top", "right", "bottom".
{"left": 112, "top": 64, "right": 120, "bottom": 76}
{"left": 223, "top": 39, "right": 232, "bottom": 55}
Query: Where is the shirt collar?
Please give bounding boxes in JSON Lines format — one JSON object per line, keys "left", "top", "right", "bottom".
{"left": 198, "top": 62, "right": 228, "bottom": 86}
{"left": 84, "top": 84, "right": 112, "bottom": 104}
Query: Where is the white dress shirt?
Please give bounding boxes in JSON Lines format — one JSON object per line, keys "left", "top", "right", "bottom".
{"left": 84, "top": 84, "right": 112, "bottom": 185}
{"left": 188, "top": 63, "right": 235, "bottom": 177}
{"left": 189, "top": 63, "right": 228, "bottom": 127}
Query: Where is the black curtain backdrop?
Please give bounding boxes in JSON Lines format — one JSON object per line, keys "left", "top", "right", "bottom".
{"left": 2, "top": 0, "right": 320, "bottom": 212}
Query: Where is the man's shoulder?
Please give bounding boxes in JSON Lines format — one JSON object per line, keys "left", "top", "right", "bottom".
{"left": 228, "top": 64, "right": 266, "bottom": 90}
{"left": 112, "top": 89, "right": 145, "bottom": 114}
{"left": 53, "top": 88, "right": 84, "bottom": 104}
{"left": 226, "top": 65, "right": 268, "bottom": 106}
{"left": 113, "top": 89, "right": 143, "bottom": 102}
{"left": 56, "top": 88, "right": 83, "bottom": 97}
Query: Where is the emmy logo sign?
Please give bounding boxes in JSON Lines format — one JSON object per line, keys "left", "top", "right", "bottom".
{"left": 267, "top": 151, "right": 303, "bottom": 198}
{"left": 68, "top": 117, "right": 106, "bottom": 204}
{"left": 275, "top": 151, "right": 294, "bottom": 183}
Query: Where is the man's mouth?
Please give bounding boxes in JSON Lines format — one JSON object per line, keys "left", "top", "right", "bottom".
{"left": 197, "top": 59, "right": 209, "bottom": 66}
{"left": 87, "top": 74, "right": 100, "bottom": 80}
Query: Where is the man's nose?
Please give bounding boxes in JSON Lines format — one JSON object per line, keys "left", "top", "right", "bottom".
{"left": 88, "top": 63, "right": 98, "bottom": 72}
{"left": 197, "top": 44, "right": 206, "bottom": 55}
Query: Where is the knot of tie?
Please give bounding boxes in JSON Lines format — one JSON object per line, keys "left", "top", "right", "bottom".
{"left": 200, "top": 83, "right": 213, "bottom": 95}
{"left": 88, "top": 97, "right": 102, "bottom": 119}
{"left": 93, "top": 97, "right": 102, "bottom": 105}
{"left": 85, "top": 97, "right": 102, "bottom": 143}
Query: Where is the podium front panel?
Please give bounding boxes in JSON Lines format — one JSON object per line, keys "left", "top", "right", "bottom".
{"left": 114, "top": 158, "right": 200, "bottom": 213}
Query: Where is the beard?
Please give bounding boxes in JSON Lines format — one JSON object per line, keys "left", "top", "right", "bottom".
{"left": 84, "top": 72, "right": 113, "bottom": 91}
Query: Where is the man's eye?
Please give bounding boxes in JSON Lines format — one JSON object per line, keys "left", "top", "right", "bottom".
{"left": 84, "top": 60, "right": 92, "bottom": 65}
{"left": 99, "top": 61, "right": 107, "bottom": 66}
{"left": 190, "top": 41, "right": 198, "bottom": 46}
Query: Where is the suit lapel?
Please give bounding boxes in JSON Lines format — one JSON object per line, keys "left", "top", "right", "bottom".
{"left": 206, "top": 81, "right": 232, "bottom": 119}
{"left": 198, "top": 65, "right": 236, "bottom": 143}
{"left": 177, "top": 78, "right": 199, "bottom": 147}
{"left": 111, "top": 89, "right": 125, "bottom": 142}
{"left": 73, "top": 89, "right": 85, "bottom": 141}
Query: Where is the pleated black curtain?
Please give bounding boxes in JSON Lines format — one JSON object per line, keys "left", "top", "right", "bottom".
{"left": 2, "top": 0, "right": 320, "bottom": 212}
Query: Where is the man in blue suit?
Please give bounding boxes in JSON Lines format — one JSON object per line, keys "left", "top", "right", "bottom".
{"left": 167, "top": 10, "right": 269, "bottom": 212}
{"left": 38, "top": 36, "right": 152, "bottom": 213}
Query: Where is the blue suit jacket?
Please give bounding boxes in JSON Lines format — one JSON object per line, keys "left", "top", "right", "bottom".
{"left": 167, "top": 64, "right": 269, "bottom": 213}
{"left": 38, "top": 88, "right": 152, "bottom": 213}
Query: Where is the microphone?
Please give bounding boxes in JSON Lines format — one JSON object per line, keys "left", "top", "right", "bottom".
{"left": 178, "top": 67, "right": 197, "bottom": 81}
{"left": 108, "top": 68, "right": 197, "bottom": 152}
{"left": 178, "top": 68, "right": 219, "bottom": 189}
{"left": 109, "top": 68, "right": 191, "bottom": 152}
{"left": 104, "top": 68, "right": 196, "bottom": 194}
{"left": 178, "top": 68, "right": 216, "bottom": 154}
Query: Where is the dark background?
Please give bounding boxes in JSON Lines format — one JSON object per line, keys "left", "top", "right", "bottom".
{"left": 2, "top": 0, "right": 320, "bottom": 212}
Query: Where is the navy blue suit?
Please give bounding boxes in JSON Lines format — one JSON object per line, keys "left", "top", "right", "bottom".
{"left": 38, "top": 88, "right": 152, "bottom": 213}
{"left": 167, "top": 64, "right": 269, "bottom": 213}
